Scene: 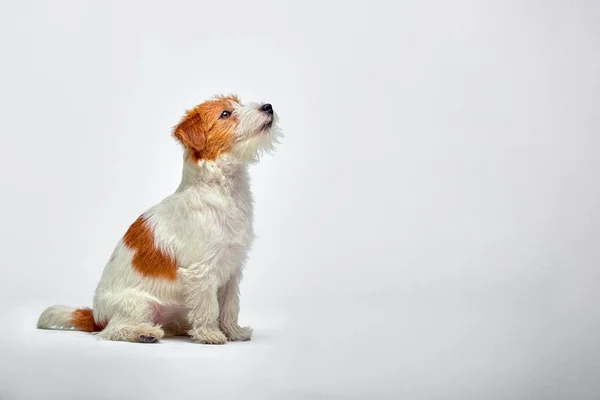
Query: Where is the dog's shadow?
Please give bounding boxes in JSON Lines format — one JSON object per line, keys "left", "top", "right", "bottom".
{"left": 160, "top": 332, "right": 271, "bottom": 345}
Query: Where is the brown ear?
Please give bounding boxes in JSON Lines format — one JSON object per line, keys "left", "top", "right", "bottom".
{"left": 173, "top": 112, "right": 205, "bottom": 152}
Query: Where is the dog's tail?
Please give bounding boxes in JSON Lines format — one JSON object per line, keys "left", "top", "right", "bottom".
{"left": 37, "top": 305, "right": 103, "bottom": 332}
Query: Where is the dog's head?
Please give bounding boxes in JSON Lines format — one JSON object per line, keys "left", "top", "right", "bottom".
{"left": 173, "top": 95, "right": 280, "bottom": 163}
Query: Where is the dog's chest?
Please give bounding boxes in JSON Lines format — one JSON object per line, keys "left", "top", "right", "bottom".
{"left": 154, "top": 174, "right": 254, "bottom": 269}
{"left": 206, "top": 183, "right": 253, "bottom": 243}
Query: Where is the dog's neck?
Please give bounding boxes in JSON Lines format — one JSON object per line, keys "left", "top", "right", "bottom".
{"left": 176, "top": 154, "right": 247, "bottom": 192}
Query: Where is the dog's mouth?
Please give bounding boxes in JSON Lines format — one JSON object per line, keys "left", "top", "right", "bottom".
{"left": 260, "top": 119, "right": 274, "bottom": 131}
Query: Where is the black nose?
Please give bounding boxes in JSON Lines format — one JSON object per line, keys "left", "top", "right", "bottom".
{"left": 260, "top": 103, "right": 273, "bottom": 115}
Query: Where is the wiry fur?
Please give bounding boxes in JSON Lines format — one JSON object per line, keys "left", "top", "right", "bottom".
{"left": 37, "top": 95, "right": 281, "bottom": 344}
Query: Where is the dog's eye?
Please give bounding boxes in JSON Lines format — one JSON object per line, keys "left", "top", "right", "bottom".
{"left": 220, "top": 110, "right": 231, "bottom": 119}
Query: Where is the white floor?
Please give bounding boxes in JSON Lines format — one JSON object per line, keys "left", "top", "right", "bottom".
{"left": 2, "top": 289, "right": 598, "bottom": 400}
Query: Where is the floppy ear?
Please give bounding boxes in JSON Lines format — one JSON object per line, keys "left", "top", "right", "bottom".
{"left": 173, "top": 112, "right": 205, "bottom": 152}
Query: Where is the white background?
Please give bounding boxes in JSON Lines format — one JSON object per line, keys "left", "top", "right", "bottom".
{"left": 0, "top": 1, "right": 599, "bottom": 399}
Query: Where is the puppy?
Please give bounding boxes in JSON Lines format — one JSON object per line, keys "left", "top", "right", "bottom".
{"left": 37, "top": 95, "right": 281, "bottom": 344}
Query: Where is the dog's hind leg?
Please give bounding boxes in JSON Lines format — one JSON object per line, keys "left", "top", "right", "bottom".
{"left": 96, "top": 292, "right": 164, "bottom": 343}
{"left": 99, "top": 321, "right": 164, "bottom": 343}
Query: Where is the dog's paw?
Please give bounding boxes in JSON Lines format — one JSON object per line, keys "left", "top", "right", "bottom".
{"left": 97, "top": 323, "right": 164, "bottom": 343}
{"left": 190, "top": 328, "right": 227, "bottom": 345}
{"left": 138, "top": 334, "right": 158, "bottom": 343}
{"left": 134, "top": 324, "right": 164, "bottom": 344}
{"left": 221, "top": 324, "right": 253, "bottom": 342}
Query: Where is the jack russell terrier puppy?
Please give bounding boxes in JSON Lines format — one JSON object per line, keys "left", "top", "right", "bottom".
{"left": 37, "top": 95, "right": 281, "bottom": 344}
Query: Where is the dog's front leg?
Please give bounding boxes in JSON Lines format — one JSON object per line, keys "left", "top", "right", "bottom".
{"left": 180, "top": 266, "right": 227, "bottom": 344}
{"left": 218, "top": 270, "right": 253, "bottom": 341}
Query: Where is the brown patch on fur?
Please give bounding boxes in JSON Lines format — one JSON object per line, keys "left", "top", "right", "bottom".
{"left": 174, "top": 112, "right": 205, "bottom": 153}
{"left": 71, "top": 308, "right": 104, "bottom": 332}
{"left": 173, "top": 95, "right": 240, "bottom": 161}
{"left": 123, "top": 215, "right": 178, "bottom": 280}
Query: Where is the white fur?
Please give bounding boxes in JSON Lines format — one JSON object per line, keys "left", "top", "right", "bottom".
{"left": 232, "top": 101, "right": 281, "bottom": 162}
{"left": 37, "top": 305, "right": 78, "bottom": 330}
{"left": 37, "top": 100, "right": 281, "bottom": 344}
